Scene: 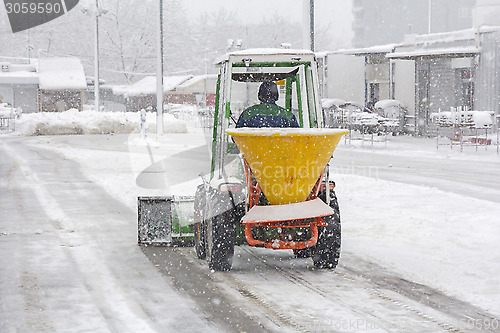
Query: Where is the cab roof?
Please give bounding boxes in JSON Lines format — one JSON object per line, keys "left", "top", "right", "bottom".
{"left": 214, "top": 48, "right": 316, "bottom": 66}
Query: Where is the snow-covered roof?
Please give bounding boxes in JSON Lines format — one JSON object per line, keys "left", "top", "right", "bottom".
{"left": 226, "top": 48, "right": 315, "bottom": 57}
{"left": 387, "top": 46, "right": 480, "bottom": 59}
{"left": 0, "top": 63, "right": 38, "bottom": 85}
{"left": 387, "top": 27, "right": 499, "bottom": 59}
{"left": 338, "top": 43, "right": 399, "bottom": 56}
{"left": 38, "top": 57, "right": 87, "bottom": 90}
{"left": 0, "top": 70, "right": 39, "bottom": 85}
{"left": 319, "top": 27, "right": 500, "bottom": 60}
{"left": 175, "top": 74, "right": 218, "bottom": 94}
{"left": 215, "top": 48, "right": 316, "bottom": 64}
{"left": 411, "top": 26, "right": 500, "bottom": 46}
{"left": 114, "top": 75, "right": 193, "bottom": 97}
{"left": 178, "top": 74, "right": 218, "bottom": 89}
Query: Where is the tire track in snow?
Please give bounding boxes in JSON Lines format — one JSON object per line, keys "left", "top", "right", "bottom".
{"left": 221, "top": 272, "right": 312, "bottom": 333}
{"left": 341, "top": 252, "right": 500, "bottom": 333}
{"left": 143, "top": 246, "right": 284, "bottom": 333}
{"left": 239, "top": 246, "right": 479, "bottom": 333}
{"left": 236, "top": 246, "right": 411, "bottom": 332}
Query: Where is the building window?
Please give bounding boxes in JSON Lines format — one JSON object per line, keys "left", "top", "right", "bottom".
{"left": 461, "top": 69, "right": 474, "bottom": 110}
{"left": 369, "top": 83, "right": 380, "bottom": 104}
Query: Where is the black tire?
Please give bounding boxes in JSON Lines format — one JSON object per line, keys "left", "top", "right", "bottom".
{"left": 312, "top": 189, "right": 341, "bottom": 269}
{"left": 193, "top": 185, "right": 207, "bottom": 259}
{"left": 206, "top": 191, "right": 235, "bottom": 271}
{"left": 293, "top": 248, "right": 311, "bottom": 258}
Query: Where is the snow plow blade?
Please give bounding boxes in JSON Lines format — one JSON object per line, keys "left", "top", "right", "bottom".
{"left": 137, "top": 196, "right": 195, "bottom": 246}
{"left": 226, "top": 128, "right": 348, "bottom": 205}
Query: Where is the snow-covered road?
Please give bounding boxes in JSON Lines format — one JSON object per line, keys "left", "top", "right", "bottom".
{"left": 1, "top": 131, "right": 500, "bottom": 332}
{"left": 332, "top": 140, "right": 500, "bottom": 203}
{"left": 0, "top": 137, "right": 214, "bottom": 332}
{"left": 144, "top": 245, "right": 498, "bottom": 332}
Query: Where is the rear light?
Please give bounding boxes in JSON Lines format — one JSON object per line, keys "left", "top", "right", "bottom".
{"left": 319, "top": 182, "right": 335, "bottom": 192}
{"left": 219, "top": 184, "right": 242, "bottom": 193}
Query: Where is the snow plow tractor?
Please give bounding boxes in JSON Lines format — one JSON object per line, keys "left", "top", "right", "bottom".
{"left": 193, "top": 49, "right": 348, "bottom": 271}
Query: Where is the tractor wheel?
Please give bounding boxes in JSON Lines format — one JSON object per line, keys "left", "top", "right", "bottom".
{"left": 193, "top": 185, "right": 207, "bottom": 259}
{"left": 312, "top": 189, "right": 341, "bottom": 269}
{"left": 206, "top": 191, "right": 235, "bottom": 271}
{"left": 293, "top": 248, "right": 311, "bottom": 258}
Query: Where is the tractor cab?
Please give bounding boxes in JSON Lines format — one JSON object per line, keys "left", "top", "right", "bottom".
{"left": 209, "top": 49, "right": 324, "bottom": 180}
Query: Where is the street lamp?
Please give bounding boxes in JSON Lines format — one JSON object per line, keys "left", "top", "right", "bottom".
{"left": 302, "top": 0, "right": 314, "bottom": 51}
{"left": 428, "top": 0, "right": 432, "bottom": 34}
{"left": 82, "top": 2, "right": 106, "bottom": 112}
{"left": 157, "top": 0, "right": 164, "bottom": 137}
{"left": 95, "top": 0, "right": 100, "bottom": 112}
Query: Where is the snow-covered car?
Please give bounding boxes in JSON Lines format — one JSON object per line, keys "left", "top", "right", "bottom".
{"left": 321, "top": 98, "right": 346, "bottom": 127}
{"left": 471, "top": 111, "right": 494, "bottom": 129}
{"left": 374, "top": 99, "right": 408, "bottom": 134}
{"left": 341, "top": 101, "right": 381, "bottom": 133}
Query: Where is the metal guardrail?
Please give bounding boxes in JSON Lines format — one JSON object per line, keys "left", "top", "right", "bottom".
{"left": 432, "top": 108, "right": 498, "bottom": 153}
{"left": 436, "top": 126, "right": 498, "bottom": 153}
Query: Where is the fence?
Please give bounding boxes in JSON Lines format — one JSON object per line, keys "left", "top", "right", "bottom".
{"left": 343, "top": 125, "right": 392, "bottom": 147}
{"left": 0, "top": 106, "right": 17, "bottom": 131}
{"left": 432, "top": 107, "right": 498, "bottom": 153}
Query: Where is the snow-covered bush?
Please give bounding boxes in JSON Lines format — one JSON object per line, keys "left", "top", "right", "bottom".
{"left": 13, "top": 109, "right": 188, "bottom": 136}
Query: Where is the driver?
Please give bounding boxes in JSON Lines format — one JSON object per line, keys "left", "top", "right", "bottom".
{"left": 236, "top": 81, "right": 299, "bottom": 128}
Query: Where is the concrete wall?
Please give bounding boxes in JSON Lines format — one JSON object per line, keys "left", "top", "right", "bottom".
{"left": 326, "top": 54, "right": 365, "bottom": 103}
{"left": 0, "top": 84, "right": 38, "bottom": 113}
{"left": 393, "top": 59, "right": 416, "bottom": 117}
{"left": 429, "top": 58, "right": 460, "bottom": 113}
{"left": 475, "top": 31, "right": 500, "bottom": 115}
{"left": 13, "top": 85, "right": 38, "bottom": 113}
{"left": 0, "top": 86, "right": 13, "bottom": 104}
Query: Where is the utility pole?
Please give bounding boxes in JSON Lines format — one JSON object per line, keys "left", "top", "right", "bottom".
{"left": 94, "top": 0, "right": 100, "bottom": 112}
{"left": 428, "top": 0, "right": 432, "bottom": 34}
{"left": 156, "top": 0, "right": 164, "bottom": 137}
{"left": 27, "top": 30, "right": 31, "bottom": 59}
{"left": 310, "top": 0, "right": 314, "bottom": 51}
{"left": 302, "top": 0, "right": 314, "bottom": 51}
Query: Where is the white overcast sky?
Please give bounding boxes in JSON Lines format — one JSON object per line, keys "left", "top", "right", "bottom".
{"left": 181, "top": 0, "right": 354, "bottom": 47}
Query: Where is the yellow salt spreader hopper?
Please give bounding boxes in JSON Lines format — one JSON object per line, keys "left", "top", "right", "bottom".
{"left": 227, "top": 128, "right": 347, "bottom": 205}
{"left": 226, "top": 127, "right": 348, "bottom": 264}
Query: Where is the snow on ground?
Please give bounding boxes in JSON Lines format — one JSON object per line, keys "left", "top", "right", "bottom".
{"left": 3, "top": 107, "right": 500, "bottom": 318}
{"left": 341, "top": 132, "right": 500, "bottom": 163}
{"left": 335, "top": 173, "right": 500, "bottom": 313}
{"left": 9, "top": 108, "right": 188, "bottom": 136}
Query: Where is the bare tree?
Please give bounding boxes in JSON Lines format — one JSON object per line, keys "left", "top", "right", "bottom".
{"left": 100, "top": 0, "right": 156, "bottom": 84}
{"left": 0, "top": 1, "right": 346, "bottom": 85}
